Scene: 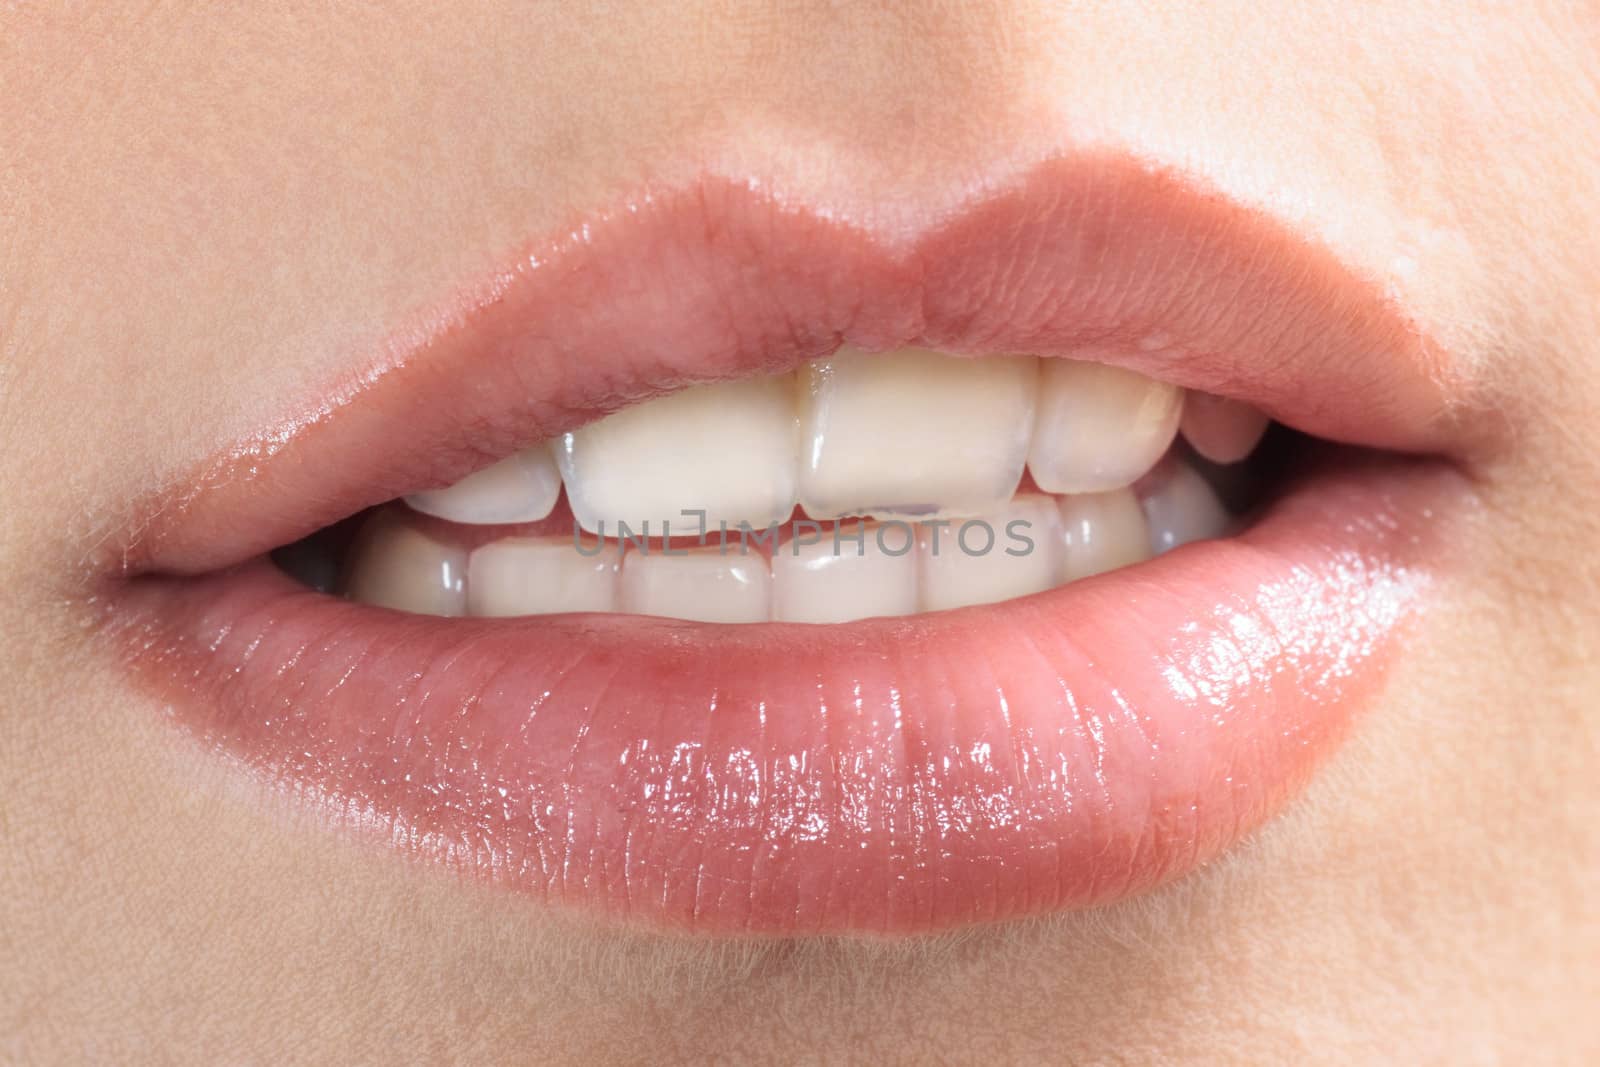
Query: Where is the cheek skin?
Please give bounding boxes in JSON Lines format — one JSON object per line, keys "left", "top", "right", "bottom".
{"left": 1, "top": 3, "right": 1598, "bottom": 1064}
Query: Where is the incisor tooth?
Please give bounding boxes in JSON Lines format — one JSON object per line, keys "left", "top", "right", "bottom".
{"left": 466, "top": 536, "right": 619, "bottom": 617}
{"left": 405, "top": 447, "right": 562, "bottom": 525}
{"left": 1058, "top": 489, "right": 1152, "bottom": 581}
{"left": 343, "top": 512, "right": 467, "bottom": 616}
{"left": 1028, "top": 360, "right": 1183, "bottom": 493}
{"left": 1179, "top": 393, "right": 1270, "bottom": 465}
{"left": 619, "top": 544, "right": 772, "bottom": 624}
{"left": 917, "top": 495, "right": 1063, "bottom": 612}
{"left": 771, "top": 521, "right": 918, "bottom": 623}
{"left": 799, "top": 347, "right": 1036, "bottom": 520}
{"left": 1141, "top": 461, "right": 1232, "bottom": 554}
{"left": 557, "top": 375, "right": 799, "bottom": 536}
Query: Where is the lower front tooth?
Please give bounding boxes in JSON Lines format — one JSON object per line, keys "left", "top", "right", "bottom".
{"left": 771, "top": 521, "right": 919, "bottom": 624}
{"left": 1058, "top": 488, "right": 1153, "bottom": 580}
{"left": 405, "top": 447, "right": 561, "bottom": 525}
{"left": 1141, "top": 461, "right": 1232, "bottom": 554}
{"left": 1028, "top": 359, "right": 1184, "bottom": 493}
{"left": 619, "top": 543, "right": 772, "bottom": 623}
{"left": 466, "top": 536, "right": 620, "bottom": 617}
{"left": 343, "top": 511, "right": 467, "bottom": 616}
{"left": 917, "top": 495, "right": 1064, "bottom": 612}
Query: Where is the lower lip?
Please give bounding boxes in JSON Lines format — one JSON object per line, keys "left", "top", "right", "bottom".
{"left": 109, "top": 456, "right": 1454, "bottom": 936}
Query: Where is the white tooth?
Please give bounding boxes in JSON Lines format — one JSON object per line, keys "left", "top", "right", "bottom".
{"left": 1179, "top": 393, "right": 1270, "bottom": 465}
{"left": 618, "top": 544, "right": 771, "bottom": 623}
{"left": 1027, "top": 359, "right": 1184, "bottom": 493}
{"left": 343, "top": 511, "right": 466, "bottom": 616}
{"left": 917, "top": 495, "right": 1063, "bottom": 612}
{"left": 1057, "top": 488, "right": 1152, "bottom": 581}
{"left": 798, "top": 347, "right": 1036, "bottom": 520}
{"left": 1141, "top": 462, "right": 1232, "bottom": 554}
{"left": 405, "top": 447, "right": 561, "bottom": 525}
{"left": 466, "top": 536, "right": 619, "bottom": 617}
{"left": 557, "top": 375, "right": 799, "bottom": 537}
{"left": 771, "top": 521, "right": 918, "bottom": 623}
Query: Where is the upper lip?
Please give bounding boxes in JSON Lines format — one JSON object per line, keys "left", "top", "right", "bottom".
{"left": 111, "top": 152, "right": 1477, "bottom": 580}
{"left": 103, "top": 151, "right": 1481, "bottom": 936}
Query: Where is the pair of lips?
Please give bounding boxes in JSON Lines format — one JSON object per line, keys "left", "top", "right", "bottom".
{"left": 106, "top": 154, "right": 1476, "bottom": 937}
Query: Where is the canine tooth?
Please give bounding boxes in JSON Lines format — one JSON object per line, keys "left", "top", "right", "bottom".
{"left": 799, "top": 347, "right": 1036, "bottom": 520}
{"left": 405, "top": 447, "right": 561, "bottom": 525}
{"left": 1057, "top": 488, "right": 1152, "bottom": 580}
{"left": 771, "top": 521, "right": 918, "bottom": 623}
{"left": 1179, "top": 393, "right": 1270, "bottom": 464}
{"left": 1141, "top": 462, "right": 1232, "bottom": 554}
{"left": 619, "top": 544, "right": 771, "bottom": 623}
{"left": 466, "top": 536, "right": 619, "bottom": 617}
{"left": 557, "top": 375, "right": 799, "bottom": 536}
{"left": 917, "top": 495, "right": 1063, "bottom": 612}
{"left": 343, "top": 512, "right": 467, "bottom": 616}
{"left": 1028, "top": 360, "right": 1183, "bottom": 493}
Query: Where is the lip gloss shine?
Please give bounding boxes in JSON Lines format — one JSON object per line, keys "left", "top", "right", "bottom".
{"left": 105, "top": 157, "right": 1471, "bottom": 935}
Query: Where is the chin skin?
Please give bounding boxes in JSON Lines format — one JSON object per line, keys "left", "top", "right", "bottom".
{"left": 6, "top": 618, "right": 1590, "bottom": 1064}
{"left": 1, "top": 2, "right": 1598, "bottom": 1063}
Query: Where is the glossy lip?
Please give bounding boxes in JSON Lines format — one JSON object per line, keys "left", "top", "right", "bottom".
{"left": 102, "top": 154, "right": 1477, "bottom": 936}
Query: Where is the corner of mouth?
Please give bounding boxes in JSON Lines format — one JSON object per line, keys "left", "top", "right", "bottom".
{"left": 96, "top": 151, "right": 1485, "bottom": 936}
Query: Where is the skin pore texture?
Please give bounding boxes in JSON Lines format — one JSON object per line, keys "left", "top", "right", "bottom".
{"left": 1, "top": 1, "right": 1598, "bottom": 1062}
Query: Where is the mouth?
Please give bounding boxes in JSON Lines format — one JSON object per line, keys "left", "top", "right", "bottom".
{"left": 101, "top": 154, "right": 1479, "bottom": 936}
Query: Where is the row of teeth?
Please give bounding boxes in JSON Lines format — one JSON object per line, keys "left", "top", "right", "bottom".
{"left": 345, "top": 458, "right": 1233, "bottom": 623}
{"left": 337, "top": 350, "right": 1265, "bottom": 623}
{"left": 402, "top": 347, "right": 1268, "bottom": 532}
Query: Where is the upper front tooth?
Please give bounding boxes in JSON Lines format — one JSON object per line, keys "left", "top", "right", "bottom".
{"left": 799, "top": 347, "right": 1036, "bottom": 520}
{"left": 557, "top": 375, "right": 800, "bottom": 537}
{"left": 1058, "top": 488, "right": 1152, "bottom": 580}
{"left": 405, "top": 447, "right": 561, "bottom": 525}
{"left": 1141, "top": 460, "right": 1232, "bottom": 554}
{"left": 618, "top": 543, "right": 772, "bottom": 624}
{"left": 917, "top": 495, "right": 1064, "bottom": 612}
{"left": 1179, "top": 393, "right": 1270, "bottom": 464}
{"left": 1027, "top": 359, "right": 1184, "bottom": 494}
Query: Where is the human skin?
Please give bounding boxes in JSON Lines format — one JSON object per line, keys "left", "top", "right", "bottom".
{"left": 1, "top": 1, "right": 1597, "bottom": 1063}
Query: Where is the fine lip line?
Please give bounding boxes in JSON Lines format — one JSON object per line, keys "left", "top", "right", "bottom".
{"left": 101, "top": 151, "right": 1474, "bottom": 937}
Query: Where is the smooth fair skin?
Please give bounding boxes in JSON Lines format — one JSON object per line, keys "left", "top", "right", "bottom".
{"left": 2, "top": 3, "right": 1597, "bottom": 1063}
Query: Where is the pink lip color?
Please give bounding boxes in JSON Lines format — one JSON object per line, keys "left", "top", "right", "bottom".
{"left": 105, "top": 155, "right": 1472, "bottom": 935}
{"left": 117, "top": 156, "right": 1465, "bottom": 577}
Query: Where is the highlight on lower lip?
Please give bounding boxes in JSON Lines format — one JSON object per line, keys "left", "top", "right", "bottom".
{"left": 98, "top": 152, "right": 1473, "bottom": 935}
{"left": 110, "top": 459, "right": 1444, "bottom": 935}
